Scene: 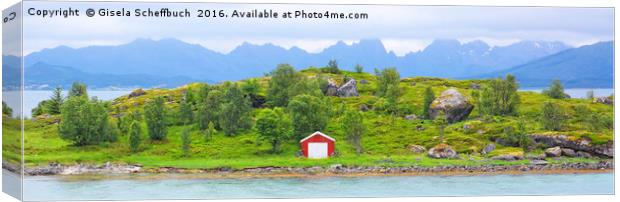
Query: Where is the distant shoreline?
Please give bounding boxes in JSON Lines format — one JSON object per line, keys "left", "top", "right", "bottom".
{"left": 4, "top": 160, "right": 613, "bottom": 179}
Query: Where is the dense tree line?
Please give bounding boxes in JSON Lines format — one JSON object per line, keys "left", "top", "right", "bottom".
{"left": 58, "top": 83, "right": 118, "bottom": 146}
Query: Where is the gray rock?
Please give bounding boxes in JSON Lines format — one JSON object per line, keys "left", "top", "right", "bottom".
{"left": 531, "top": 134, "right": 613, "bottom": 157}
{"left": 595, "top": 96, "right": 613, "bottom": 105}
{"left": 545, "top": 146, "right": 562, "bottom": 157}
{"left": 405, "top": 114, "right": 418, "bottom": 120}
{"left": 428, "top": 88, "right": 474, "bottom": 123}
{"left": 337, "top": 79, "right": 359, "bottom": 97}
{"left": 128, "top": 88, "right": 146, "bottom": 98}
{"left": 561, "top": 148, "right": 577, "bottom": 157}
{"left": 408, "top": 145, "right": 426, "bottom": 153}
{"left": 427, "top": 144, "right": 458, "bottom": 159}
{"left": 359, "top": 104, "right": 370, "bottom": 112}
{"left": 491, "top": 154, "right": 523, "bottom": 161}
{"left": 360, "top": 79, "right": 369, "bottom": 84}
{"left": 526, "top": 153, "right": 547, "bottom": 160}
{"left": 481, "top": 143, "right": 496, "bottom": 155}
{"left": 325, "top": 79, "right": 339, "bottom": 96}
{"left": 329, "top": 164, "right": 343, "bottom": 171}
{"left": 470, "top": 83, "right": 481, "bottom": 90}
{"left": 416, "top": 125, "right": 425, "bottom": 131}
{"left": 530, "top": 160, "right": 549, "bottom": 165}
{"left": 576, "top": 151, "right": 593, "bottom": 158}
{"left": 294, "top": 150, "right": 304, "bottom": 157}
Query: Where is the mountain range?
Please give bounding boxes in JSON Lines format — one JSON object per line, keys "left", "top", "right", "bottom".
{"left": 479, "top": 41, "right": 613, "bottom": 88}
{"left": 2, "top": 38, "right": 613, "bottom": 89}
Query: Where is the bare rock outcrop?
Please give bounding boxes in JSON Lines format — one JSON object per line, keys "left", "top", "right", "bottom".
{"left": 337, "top": 79, "right": 359, "bottom": 97}
{"left": 429, "top": 88, "right": 474, "bottom": 123}
{"left": 531, "top": 134, "right": 613, "bottom": 157}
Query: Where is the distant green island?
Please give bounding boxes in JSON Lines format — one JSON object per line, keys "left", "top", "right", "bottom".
{"left": 2, "top": 62, "right": 614, "bottom": 175}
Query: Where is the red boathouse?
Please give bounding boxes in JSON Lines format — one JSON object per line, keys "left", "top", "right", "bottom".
{"left": 300, "top": 131, "right": 335, "bottom": 159}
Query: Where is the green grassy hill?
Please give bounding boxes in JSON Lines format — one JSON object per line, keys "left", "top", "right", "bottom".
{"left": 2, "top": 67, "right": 613, "bottom": 169}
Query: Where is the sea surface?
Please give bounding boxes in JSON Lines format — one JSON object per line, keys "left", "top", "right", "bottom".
{"left": 2, "top": 88, "right": 613, "bottom": 118}
{"left": 519, "top": 88, "right": 614, "bottom": 99}
{"left": 19, "top": 172, "right": 613, "bottom": 201}
{"left": 2, "top": 90, "right": 132, "bottom": 118}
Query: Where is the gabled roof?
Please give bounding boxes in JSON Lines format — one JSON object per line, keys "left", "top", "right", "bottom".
{"left": 300, "top": 131, "right": 336, "bottom": 143}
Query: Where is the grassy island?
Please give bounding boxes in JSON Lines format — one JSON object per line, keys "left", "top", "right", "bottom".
{"left": 2, "top": 64, "right": 613, "bottom": 172}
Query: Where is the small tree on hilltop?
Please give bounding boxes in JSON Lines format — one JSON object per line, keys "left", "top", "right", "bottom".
{"left": 375, "top": 67, "right": 401, "bottom": 97}
{"left": 46, "top": 87, "right": 64, "bottom": 115}
{"left": 145, "top": 96, "right": 168, "bottom": 140}
{"left": 255, "top": 107, "right": 293, "bottom": 153}
{"left": 422, "top": 86, "right": 435, "bottom": 119}
{"left": 541, "top": 101, "right": 567, "bottom": 131}
{"left": 354, "top": 64, "right": 364, "bottom": 73}
{"left": 342, "top": 109, "right": 365, "bottom": 155}
{"left": 129, "top": 121, "right": 141, "bottom": 153}
{"left": 543, "top": 79, "right": 566, "bottom": 99}
{"left": 69, "top": 82, "right": 88, "bottom": 98}
{"left": 323, "top": 59, "right": 340, "bottom": 74}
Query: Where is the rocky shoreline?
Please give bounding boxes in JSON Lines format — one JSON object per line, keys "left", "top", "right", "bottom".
{"left": 3, "top": 160, "right": 613, "bottom": 177}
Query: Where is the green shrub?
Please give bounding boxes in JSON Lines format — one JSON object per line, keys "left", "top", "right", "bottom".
{"left": 541, "top": 101, "right": 567, "bottom": 131}
{"left": 145, "top": 96, "right": 168, "bottom": 140}
{"left": 129, "top": 121, "right": 141, "bottom": 153}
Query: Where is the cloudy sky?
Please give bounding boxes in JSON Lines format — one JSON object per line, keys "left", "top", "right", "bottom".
{"left": 21, "top": 1, "right": 614, "bottom": 55}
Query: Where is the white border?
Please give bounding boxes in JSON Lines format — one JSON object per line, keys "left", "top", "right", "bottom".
{"left": 0, "top": 1, "right": 617, "bottom": 202}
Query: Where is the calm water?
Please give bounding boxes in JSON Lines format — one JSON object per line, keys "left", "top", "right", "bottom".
{"left": 519, "top": 88, "right": 614, "bottom": 99}
{"left": 2, "top": 90, "right": 132, "bottom": 118}
{"left": 20, "top": 173, "right": 613, "bottom": 201}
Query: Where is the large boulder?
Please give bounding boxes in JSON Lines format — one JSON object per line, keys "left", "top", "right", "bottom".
{"left": 128, "top": 88, "right": 146, "bottom": 98}
{"left": 325, "top": 79, "right": 339, "bottom": 96}
{"left": 427, "top": 144, "right": 458, "bottom": 159}
{"left": 428, "top": 88, "right": 474, "bottom": 123}
{"left": 545, "top": 146, "right": 562, "bottom": 157}
{"left": 561, "top": 148, "right": 577, "bottom": 157}
{"left": 337, "top": 79, "right": 359, "bottom": 97}
{"left": 595, "top": 96, "right": 613, "bottom": 105}
{"left": 481, "top": 143, "right": 496, "bottom": 155}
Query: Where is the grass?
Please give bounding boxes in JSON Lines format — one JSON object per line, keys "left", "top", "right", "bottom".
{"left": 2, "top": 69, "right": 613, "bottom": 169}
